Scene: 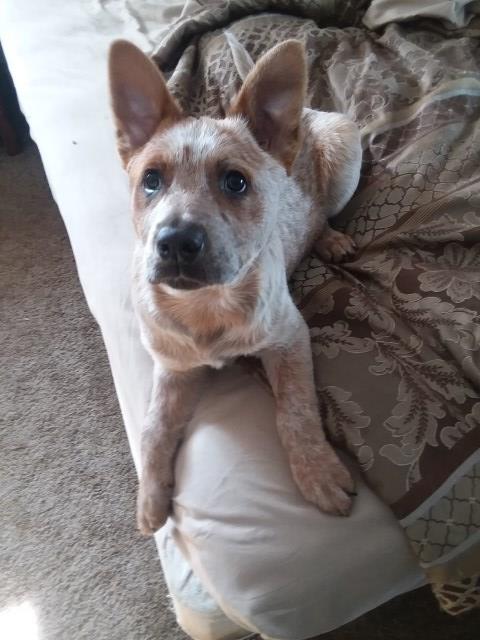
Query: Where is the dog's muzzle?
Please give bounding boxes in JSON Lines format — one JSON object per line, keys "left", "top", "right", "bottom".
{"left": 149, "top": 223, "right": 208, "bottom": 289}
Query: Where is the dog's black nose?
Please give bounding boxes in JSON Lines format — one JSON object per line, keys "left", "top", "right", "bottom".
{"left": 156, "top": 224, "right": 206, "bottom": 264}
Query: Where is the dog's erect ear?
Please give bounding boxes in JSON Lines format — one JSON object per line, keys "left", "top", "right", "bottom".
{"left": 108, "top": 40, "right": 182, "bottom": 164}
{"left": 228, "top": 40, "right": 307, "bottom": 171}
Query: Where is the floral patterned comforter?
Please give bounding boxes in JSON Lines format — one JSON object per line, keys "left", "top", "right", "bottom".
{"left": 153, "top": 0, "right": 480, "bottom": 613}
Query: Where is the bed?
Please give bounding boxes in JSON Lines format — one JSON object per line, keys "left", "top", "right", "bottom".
{"left": 2, "top": 1, "right": 479, "bottom": 638}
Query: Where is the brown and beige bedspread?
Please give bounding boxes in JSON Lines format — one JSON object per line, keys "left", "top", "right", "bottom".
{"left": 152, "top": 0, "right": 480, "bottom": 614}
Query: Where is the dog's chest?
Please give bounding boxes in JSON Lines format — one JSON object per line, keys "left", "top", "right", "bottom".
{"left": 143, "top": 320, "right": 259, "bottom": 370}
{"left": 138, "top": 284, "right": 266, "bottom": 370}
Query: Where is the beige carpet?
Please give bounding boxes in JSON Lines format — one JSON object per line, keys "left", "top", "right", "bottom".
{"left": 0, "top": 143, "right": 187, "bottom": 640}
{"left": 2, "top": 142, "right": 480, "bottom": 640}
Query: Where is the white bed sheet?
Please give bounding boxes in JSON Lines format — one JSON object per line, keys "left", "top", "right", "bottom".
{"left": 0, "top": 2, "right": 424, "bottom": 638}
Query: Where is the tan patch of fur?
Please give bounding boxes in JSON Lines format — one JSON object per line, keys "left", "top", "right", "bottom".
{"left": 215, "top": 122, "right": 266, "bottom": 173}
{"left": 152, "top": 267, "right": 259, "bottom": 341}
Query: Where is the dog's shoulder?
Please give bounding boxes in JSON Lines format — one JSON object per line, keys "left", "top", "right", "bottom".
{"left": 298, "top": 108, "right": 362, "bottom": 216}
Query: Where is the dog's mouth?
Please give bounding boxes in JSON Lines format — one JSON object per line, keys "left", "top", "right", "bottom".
{"left": 146, "top": 250, "right": 235, "bottom": 290}
{"left": 147, "top": 262, "right": 209, "bottom": 290}
{"left": 161, "top": 275, "right": 204, "bottom": 290}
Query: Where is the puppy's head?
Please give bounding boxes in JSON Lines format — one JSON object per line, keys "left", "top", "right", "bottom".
{"left": 109, "top": 39, "right": 306, "bottom": 290}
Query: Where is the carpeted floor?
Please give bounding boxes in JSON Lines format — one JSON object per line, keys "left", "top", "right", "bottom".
{"left": 1, "top": 142, "right": 479, "bottom": 640}
{"left": 0, "top": 143, "right": 187, "bottom": 640}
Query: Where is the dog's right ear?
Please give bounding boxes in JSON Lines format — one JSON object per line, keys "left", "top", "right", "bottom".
{"left": 108, "top": 40, "right": 182, "bottom": 165}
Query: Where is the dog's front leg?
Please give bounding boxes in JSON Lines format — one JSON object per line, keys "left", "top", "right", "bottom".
{"left": 137, "top": 364, "right": 207, "bottom": 535}
{"left": 262, "top": 311, "right": 355, "bottom": 515}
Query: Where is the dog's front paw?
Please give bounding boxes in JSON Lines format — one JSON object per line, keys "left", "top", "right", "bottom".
{"left": 137, "top": 479, "right": 172, "bottom": 536}
{"left": 289, "top": 442, "right": 355, "bottom": 516}
{"left": 315, "top": 229, "right": 357, "bottom": 264}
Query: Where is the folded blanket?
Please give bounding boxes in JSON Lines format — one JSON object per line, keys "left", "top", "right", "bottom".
{"left": 153, "top": 0, "right": 480, "bottom": 614}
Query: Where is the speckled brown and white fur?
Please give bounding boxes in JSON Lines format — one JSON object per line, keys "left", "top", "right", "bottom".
{"left": 109, "top": 38, "right": 362, "bottom": 535}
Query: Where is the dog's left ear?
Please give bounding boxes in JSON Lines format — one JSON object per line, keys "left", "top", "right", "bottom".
{"left": 229, "top": 40, "right": 307, "bottom": 171}
{"left": 109, "top": 40, "right": 182, "bottom": 165}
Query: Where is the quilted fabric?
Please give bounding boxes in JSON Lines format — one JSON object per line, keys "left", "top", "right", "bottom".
{"left": 152, "top": 0, "right": 480, "bottom": 611}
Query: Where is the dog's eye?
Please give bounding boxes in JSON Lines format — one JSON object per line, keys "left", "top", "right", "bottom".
{"left": 143, "top": 169, "right": 162, "bottom": 194}
{"left": 223, "top": 170, "right": 247, "bottom": 195}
